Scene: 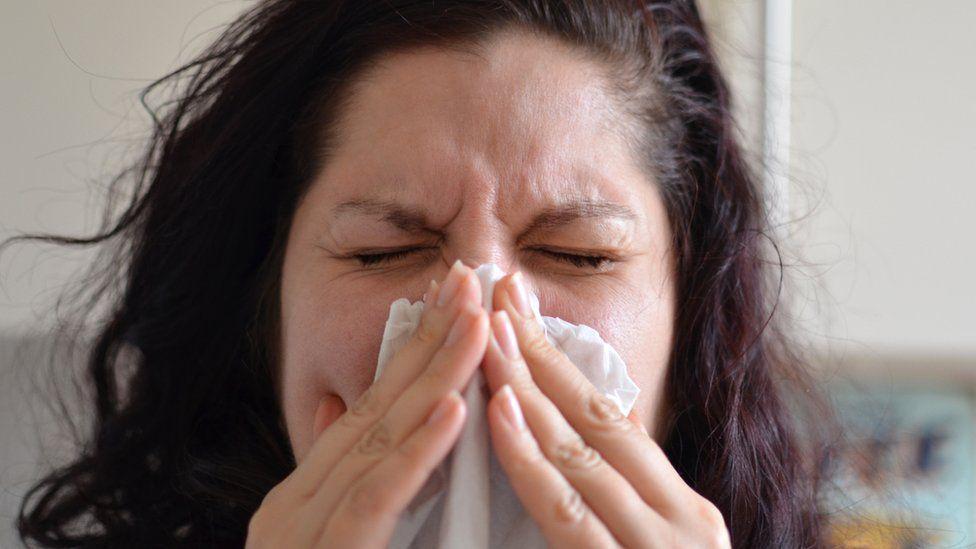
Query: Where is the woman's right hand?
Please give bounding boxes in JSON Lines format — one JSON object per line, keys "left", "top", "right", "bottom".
{"left": 246, "top": 260, "right": 488, "bottom": 548}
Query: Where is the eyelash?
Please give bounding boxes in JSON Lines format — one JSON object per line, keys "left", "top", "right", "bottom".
{"left": 351, "top": 248, "right": 614, "bottom": 269}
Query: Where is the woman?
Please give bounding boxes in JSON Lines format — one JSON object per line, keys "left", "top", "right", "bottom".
{"left": 11, "top": 0, "right": 829, "bottom": 547}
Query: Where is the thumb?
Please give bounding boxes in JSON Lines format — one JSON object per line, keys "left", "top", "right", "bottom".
{"left": 313, "top": 394, "right": 346, "bottom": 439}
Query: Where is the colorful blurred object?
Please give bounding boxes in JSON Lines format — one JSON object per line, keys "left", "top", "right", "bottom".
{"left": 821, "top": 381, "right": 975, "bottom": 547}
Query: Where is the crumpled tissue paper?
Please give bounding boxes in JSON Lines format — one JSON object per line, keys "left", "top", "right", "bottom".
{"left": 373, "top": 262, "right": 640, "bottom": 549}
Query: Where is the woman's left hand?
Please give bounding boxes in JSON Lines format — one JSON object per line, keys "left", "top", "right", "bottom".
{"left": 480, "top": 272, "right": 731, "bottom": 549}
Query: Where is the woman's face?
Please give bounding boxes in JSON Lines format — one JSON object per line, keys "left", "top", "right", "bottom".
{"left": 279, "top": 29, "right": 676, "bottom": 461}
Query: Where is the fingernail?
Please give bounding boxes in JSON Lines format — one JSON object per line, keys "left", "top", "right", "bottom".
{"left": 437, "top": 260, "right": 466, "bottom": 308}
{"left": 508, "top": 272, "right": 532, "bottom": 317}
{"left": 491, "top": 311, "right": 520, "bottom": 360}
{"left": 426, "top": 391, "right": 460, "bottom": 425}
{"left": 498, "top": 384, "right": 526, "bottom": 431}
{"left": 422, "top": 279, "right": 438, "bottom": 304}
{"left": 444, "top": 304, "right": 477, "bottom": 346}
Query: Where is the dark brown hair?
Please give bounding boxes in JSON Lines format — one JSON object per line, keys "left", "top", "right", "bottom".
{"left": 7, "top": 1, "right": 831, "bottom": 546}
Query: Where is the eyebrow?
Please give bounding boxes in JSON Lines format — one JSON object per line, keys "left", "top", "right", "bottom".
{"left": 522, "top": 199, "right": 638, "bottom": 233}
{"left": 331, "top": 197, "right": 637, "bottom": 236}
{"left": 332, "top": 198, "right": 438, "bottom": 235}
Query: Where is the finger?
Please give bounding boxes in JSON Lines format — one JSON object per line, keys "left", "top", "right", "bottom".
{"left": 288, "top": 259, "right": 480, "bottom": 494}
{"left": 305, "top": 300, "right": 489, "bottom": 520}
{"left": 491, "top": 272, "right": 695, "bottom": 515}
{"left": 312, "top": 395, "right": 344, "bottom": 439}
{"left": 317, "top": 391, "right": 466, "bottom": 546}
{"left": 627, "top": 409, "right": 650, "bottom": 437}
{"left": 487, "top": 384, "right": 620, "bottom": 548}
{"left": 484, "top": 312, "right": 663, "bottom": 546}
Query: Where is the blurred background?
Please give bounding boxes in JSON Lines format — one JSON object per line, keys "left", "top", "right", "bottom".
{"left": 1, "top": 1, "right": 973, "bottom": 546}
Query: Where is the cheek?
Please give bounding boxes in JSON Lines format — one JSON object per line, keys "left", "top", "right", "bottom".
{"left": 278, "top": 281, "right": 406, "bottom": 458}
{"left": 610, "top": 295, "right": 673, "bottom": 400}
{"left": 536, "top": 273, "right": 673, "bottom": 366}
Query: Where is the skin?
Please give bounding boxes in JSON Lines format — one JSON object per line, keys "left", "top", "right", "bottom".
{"left": 251, "top": 27, "right": 730, "bottom": 547}
{"left": 280, "top": 27, "right": 674, "bottom": 461}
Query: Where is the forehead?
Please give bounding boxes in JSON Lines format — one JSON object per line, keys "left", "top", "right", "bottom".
{"left": 317, "top": 28, "right": 648, "bottom": 218}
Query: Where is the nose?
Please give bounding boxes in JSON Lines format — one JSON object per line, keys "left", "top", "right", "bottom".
{"left": 439, "top": 251, "right": 520, "bottom": 312}
{"left": 444, "top": 251, "right": 510, "bottom": 276}
{"left": 424, "top": 230, "right": 540, "bottom": 314}
{"left": 438, "top": 223, "right": 520, "bottom": 278}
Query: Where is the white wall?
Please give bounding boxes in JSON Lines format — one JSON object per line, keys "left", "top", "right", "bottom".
{"left": 706, "top": 0, "right": 976, "bottom": 366}
{"left": 0, "top": 0, "right": 250, "bottom": 336}
{"left": 789, "top": 0, "right": 976, "bottom": 361}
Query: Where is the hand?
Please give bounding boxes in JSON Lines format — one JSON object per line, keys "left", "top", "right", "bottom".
{"left": 480, "top": 272, "right": 731, "bottom": 548}
{"left": 246, "top": 261, "right": 489, "bottom": 548}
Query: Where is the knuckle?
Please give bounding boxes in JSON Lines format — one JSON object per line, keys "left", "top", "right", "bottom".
{"left": 550, "top": 434, "right": 604, "bottom": 472}
{"left": 345, "top": 385, "right": 383, "bottom": 424}
{"left": 393, "top": 434, "right": 426, "bottom": 465}
{"left": 520, "top": 324, "right": 555, "bottom": 359}
{"left": 508, "top": 441, "right": 548, "bottom": 475}
{"left": 246, "top": 507, "right": 276, "bottom": 546}
{"left": 259, "top": 483, "right": 286, "bottom": 508}
{"left": 508, "top": 373, "right": 541, "bottom": 396}
{"left": 697, "top": 498, "right": 725, "bottom": 527}
{"left": 355, "top": 420, "right": 393, "bottom": 456}
{"left": 419, "top": 363, "right": 453, "bottom": 387}
{"left": 346, "top": 478, "right": 390, "bottom": 519}
{"left": 694, "top": 499, "right": 730, "bottom": 547}
{"left": 584, "top": 391, "right": 630, "bottom": 433}
{"left": 553, "top": 489, "right": 587, "bottom": 525}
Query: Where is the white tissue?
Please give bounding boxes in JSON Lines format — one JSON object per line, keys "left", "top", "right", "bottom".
{"left": 373, "top": 262, "right": 640, "bottom": 549}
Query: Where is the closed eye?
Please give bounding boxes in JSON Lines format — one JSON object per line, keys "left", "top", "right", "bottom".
{"left": 350, "top": 247, "right": 614, "bottom": 270}
{"left": 351, "top": 248, "right": 428, "bottom": 266}
{"left": 531, "top": 248, "right": 614, "bottom": 270}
